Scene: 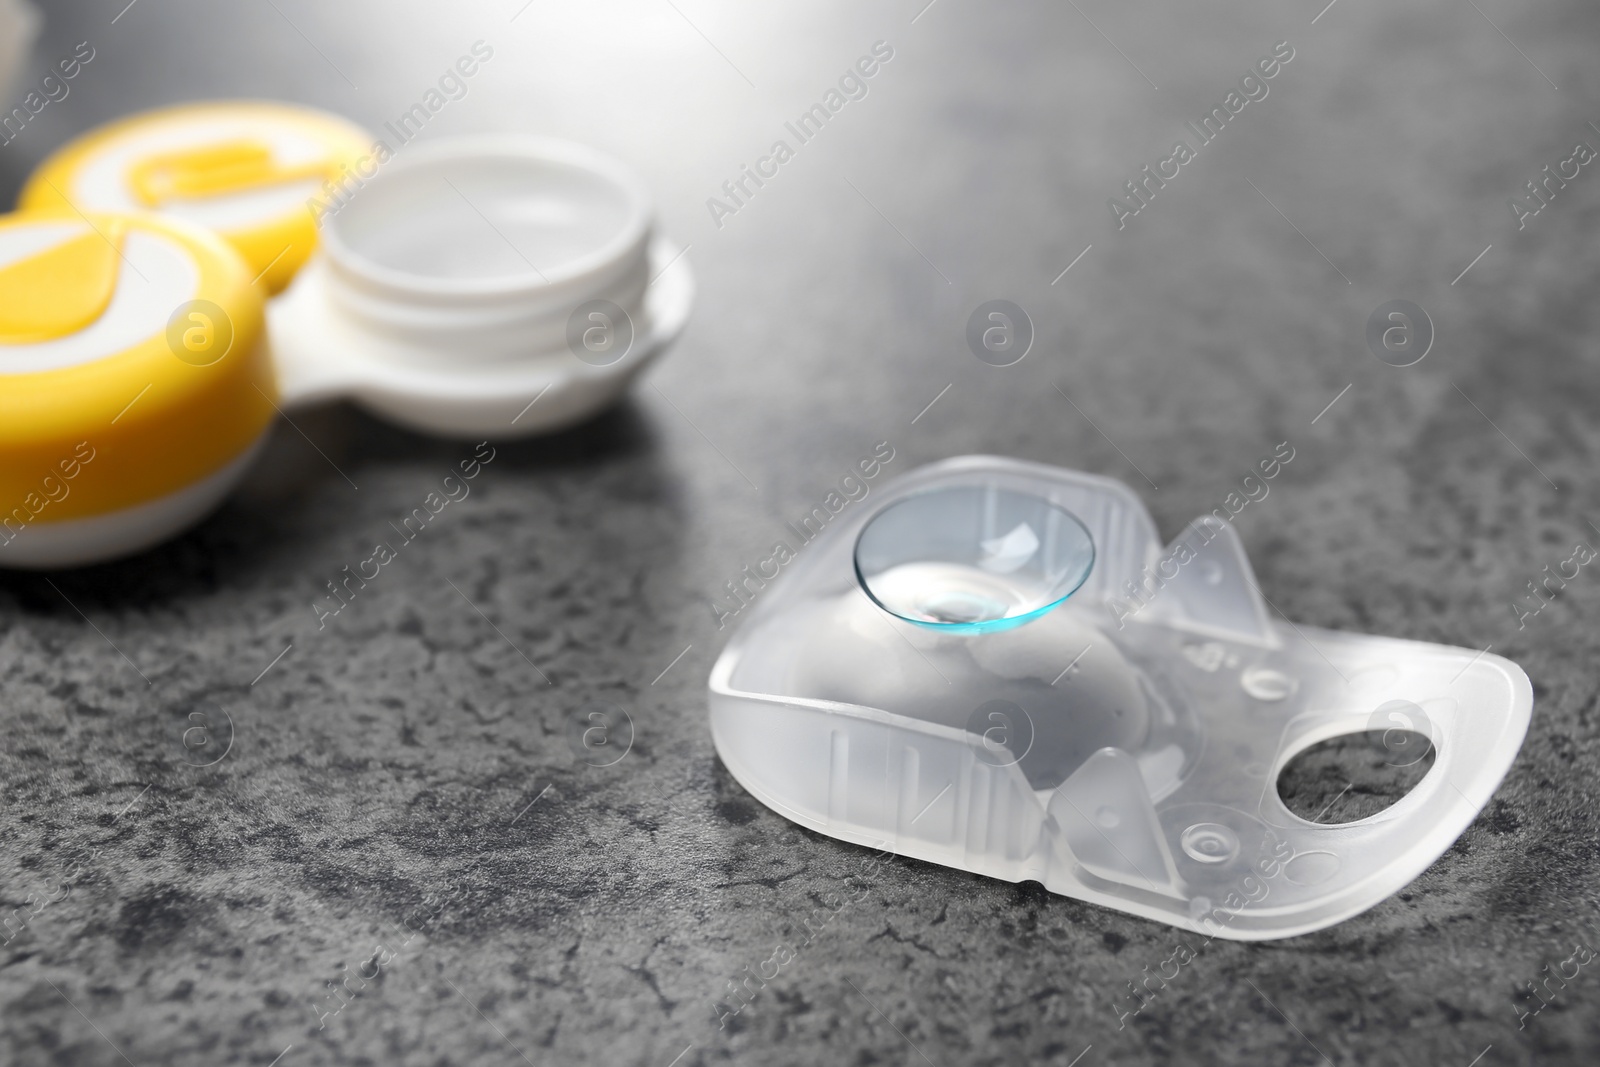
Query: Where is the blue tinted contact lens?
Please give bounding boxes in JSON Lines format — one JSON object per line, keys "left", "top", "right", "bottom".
{"left": 853, "top": 484, "right": 1095, "bottom": 633}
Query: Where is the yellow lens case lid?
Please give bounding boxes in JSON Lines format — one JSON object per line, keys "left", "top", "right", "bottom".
{"left": 21, "top": 101, "right": 373, "bottom": 294}
{"left": 0, "top": 210, "right": 275, "bottom": 525}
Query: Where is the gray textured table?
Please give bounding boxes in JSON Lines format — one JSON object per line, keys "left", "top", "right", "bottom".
{"left": 3, "top": 1, "right": 1599, "bottom": 1064}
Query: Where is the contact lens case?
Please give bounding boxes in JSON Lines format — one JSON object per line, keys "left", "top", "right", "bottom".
{"left": 2, "top": 104, "right": 693, "bottom": 567}
{"left": 708, "top": 456, "right": 1532, "bottom": 940}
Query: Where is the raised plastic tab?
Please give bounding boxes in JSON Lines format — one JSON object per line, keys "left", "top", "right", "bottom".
{"left": 1140, "top": 516, "right": 1280, "bottom": 648}
{"left": 1049, "top": 747, "right": 1184, "bottom": 895}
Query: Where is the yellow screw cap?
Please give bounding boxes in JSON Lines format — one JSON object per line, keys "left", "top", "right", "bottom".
{"left": 21, "top": 101, "right": 373, "bottom": 294}
{"left": 0, "top": 210, "right": 275, "bottom": 526}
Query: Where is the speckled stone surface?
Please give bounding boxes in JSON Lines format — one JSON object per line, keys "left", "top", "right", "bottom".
{"left": 3, "top": 1, "right": 1600, "bottom": 1064}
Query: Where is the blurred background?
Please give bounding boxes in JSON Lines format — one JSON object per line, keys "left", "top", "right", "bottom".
{"left": 2, "top": 0, "right": 1599, "bottom": 1065}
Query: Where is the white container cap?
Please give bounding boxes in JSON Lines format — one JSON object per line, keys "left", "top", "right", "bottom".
{"left": 269, "top": 135, "right": 693, "bottom": 437}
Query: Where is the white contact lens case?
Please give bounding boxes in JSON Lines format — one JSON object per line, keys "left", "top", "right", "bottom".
{"left": 708, "top": 456, "right": 1532, "bottom": 940}
{"left": 271, "top": 135, "right": 693, "bottom": 437}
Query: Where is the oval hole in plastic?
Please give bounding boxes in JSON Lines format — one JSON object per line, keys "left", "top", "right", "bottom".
{"left": 1275, "top": 729, "right": 1435, "bottom": 824}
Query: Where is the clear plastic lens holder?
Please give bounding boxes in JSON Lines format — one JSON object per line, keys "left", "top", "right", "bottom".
{"left": 709, "top": 456, "right": 1531, "bottom": 940}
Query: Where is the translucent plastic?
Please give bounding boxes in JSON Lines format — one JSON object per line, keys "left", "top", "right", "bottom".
{"left": 708, "top": 457, "right": 1532, "bottom": 940}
